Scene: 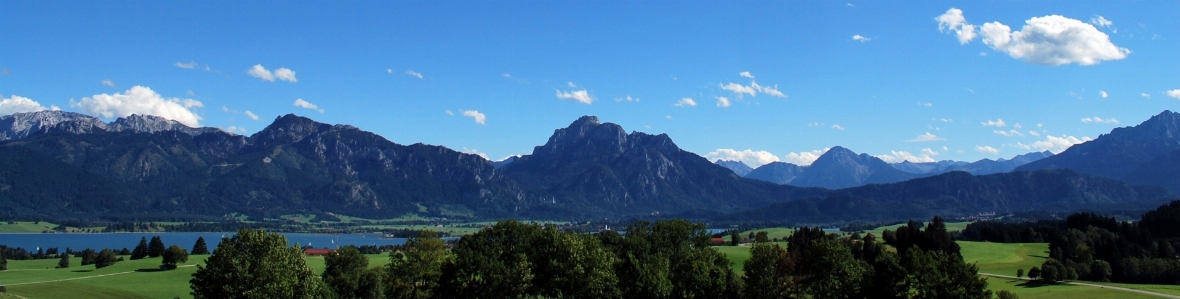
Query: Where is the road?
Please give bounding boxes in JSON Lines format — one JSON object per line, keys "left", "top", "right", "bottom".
{"left": 980, "top": 272, "right": 1180, "bottom": 299}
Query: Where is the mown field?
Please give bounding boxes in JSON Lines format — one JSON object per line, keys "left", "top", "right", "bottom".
{"left": 0, "top": 253, "right": 390, "bottom": 299}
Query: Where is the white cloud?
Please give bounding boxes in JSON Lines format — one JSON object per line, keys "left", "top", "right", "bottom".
{"left": 244, "top": 110, "right": 260, "bottom": 121}
{"left": 831, "top": 124, "right": 845, "bottom": 131}
{"left": 187, "top": 90, "right": 196, "bottom": 96}
{"left": 1014, "top": 123, "right": 1023, "bottom": 129}
{"left": 740, "top": 71, "right": 754, "bottom": 79}
{"left": 808, "top": 122, "right": 823, "bottom": 127}
{"left": 936, "top": 8, "right": 978, "bottom": 44}
{"left": 1167, "top": 89, "right": 1180, "bottom": 100}
{"left": 760, "top": 85, "right": 787, "bottom": 98}
{"left": 1100, "top": 90, "right": 1109, "bottom": 98}
{"left": 174, "top": 61, "right": 197, "bottom": 69}
{"left": 994, "top": 129, "right": 1024, "bottom": 137}
{"left": 1013, "top": 135, "right": 1091, "bottom": 153}
{"left": 918, "top": 102, "right": 933, "bottom": 107}
{"left": 906, "top": 132, "right": 945, "bottom": 142}
{"left": 0, "top": 95, "right": 50, "bottom": 115}
{"left": 71, "top": 86, "right": 203, "bottom": 127}
{"left": 978, "top": 15, "right": 1129, "bottom": 65}
{"left": 975, "top": 145, "right": 1000, "bottom": 155}
{"left": 556, "top": 89, "right": 594, "bottom": 105}
{"left": 1029, "top": 131, "right": 1041, "bottom": 137}
{"left": 852, "top": 34, "right": 871, "bottom": 42}
{"left": 784, "top": 148, "right": 831, "bottom": 166}
{"left": 939, "top": 118, "right": 953, "bottom": 123}
{"left": 248, "top": 64, "right": 297, "bottom": 82}
{"left": 675, "top": 98, "right": 697, "bottom": 107}
{"left": 102, "top": 79, "right": 115, "bottom": 87}
{"left": 720, "top": 82, "right": 757, "bottom": 98}
{"left": 877, "top": 150, "right": 938, "bottom": 163}
{"left": 1090, "top": 15, "right": 1113, "bottom": 28}
{"left": 387, "top": 69, "right": 393, "bottom": 74}
{"left": 567, "top": 82, "right": 577, "bottom": 88}
{"left": 293, "top": 99, "right": 324, "bottom": 113}
{"left": 704, "top": 149, "right": 781, "bottom": 167}
{"left": 273, "top": 68, "right": 297, "bottom": 82}
{"left": 461, "top": 148, "right": 489, "bottom": 160}
{"left": 223, "top": 126, "right": 247, "bottom": 134}
{"left": 405, "top": 70, "right": 424, "bottom": 79}
{"left": 1142, "top": 93, "right": 1151, "bottom": 99}
{"left": 445, "top": 109, "right": 454, "bottom": 116}
{"left": 981, "top": 118, "right": 1006, "bottom": 127}
{"left": 715, "top": 96, "right": 731, "bottom": 108}
{"left": 616, "top": 95, "right": 639, "bottom": 102}
{"left": 1081, "top": 116, "right": 1119, "bottom": 124}
{"left": 462, "top": 110, "right": 486, "bottom": 125}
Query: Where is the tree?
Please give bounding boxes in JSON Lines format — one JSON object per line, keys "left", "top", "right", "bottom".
{"left": 1017, "top": 268, "right": 1024, "bottom": 278}
{"left": 799, "top": 239, "right": 864, "bottom": 299}
{"left": 131, "top": 237, "right": 149, "bottom": 260}
{"left": 996, "top": 290, "right": 1020, "bottom": 299}
{"left": 388, "top": 230, "right": 451, "bottom": 299}
{"left": 730, "top": 230, "right": 741, "bottom": 246}
{"left": 1027, "top": 267, "right": 1041, "bottom": 280}
{"left": 324, "top": 246, "right": 381, "bottom": 299}
{"left": 438, "top": 221, "right": 537, "bottom": 298}
{"left": 190, "top": 229, "right": 329, "bottom": 299}
{"left": 94, "top": 249, "right": 117, "bottom": 269}
{"left": 743, "top": 242, "right": 795, "bottom": 299}
{"left": 119, "top": 248, "right": 131, "bottom": 255}
{"left": 80, "top": 248, "right": 97, "bottom": 266}
{"left": 58, "top": 253, "right": 70, "bottom": 268}
{"left": 148, "top": 236, "right": 166, "bottom": 258}
{"left": 162, "top": 245, "right": 189, "bottom": 270}
{"left": 192, "top": 237, "right": 210, "bottom": 255}
{"left": 755, "top": 231, "right": 770, "bottom": 243}
{"left": 1, "top": 254, "right": 8, "bottom": 271}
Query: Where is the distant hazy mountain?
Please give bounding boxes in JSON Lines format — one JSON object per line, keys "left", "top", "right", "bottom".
{"left": 491, "top": 156, "right": 519, "bottom": 169}
{"left": 0, "top": 111, "right": 221, "bottom": 141}
{"left": 1017, "top": 110, "right": 1180, "bottom": 179}
{"left": 892, "top": 151, "right": 1053, "bottom": 176}
{"left": 744, "top": 162, "right": 806, "bottom": 185}
{"left": 723, "top": 169, "right": 1176, "bottom": 224}
{"left": 714, "top": 160, "right": 754, "bottom": 176}
{"left": 500, "top": 116, "right": 819, "bottom": 217}
{"left": 1123, "top": 148, "right": 1180, "bottom": 195}
{"left": 757, "top": 146, "right": 919, "bottom": 189}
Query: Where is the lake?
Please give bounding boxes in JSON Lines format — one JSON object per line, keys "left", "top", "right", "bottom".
{"left": 0, "top": 232, "right": 408, "bottom": 252}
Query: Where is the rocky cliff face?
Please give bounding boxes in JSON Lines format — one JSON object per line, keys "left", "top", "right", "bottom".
{"left": 1017, "top": 110, "right": 1180, "bottom": 178}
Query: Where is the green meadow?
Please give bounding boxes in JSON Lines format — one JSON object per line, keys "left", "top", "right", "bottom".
{"left": 0, "top": 253, "right": 391, "bottom": 299}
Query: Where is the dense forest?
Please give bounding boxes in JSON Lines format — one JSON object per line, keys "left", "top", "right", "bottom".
{"left": 961, "top": 200, "right": 1180, "bottom": 284}
{"left": 190, "top": 217, "right": 991, "bottom": 299}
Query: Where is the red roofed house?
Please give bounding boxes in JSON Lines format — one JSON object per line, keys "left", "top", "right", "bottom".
{"left": 304, "top": 248, "right": 333, "bottom": 256}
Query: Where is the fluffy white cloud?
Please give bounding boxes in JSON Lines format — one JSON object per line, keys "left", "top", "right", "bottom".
{"left": 675, "top": 98, "right": 697, "bottom": 107}
{"left": 1, "top": 95, "right": 51, "bottom": 115}
{"left": 715, "top": 96, "right": 731, "bottom": 108}
{"left": 979, "top": 15, "right": 1129, "bottom": 66}
{"left": 174, "top": 61, "right": 198, "bottom": 69}
{"left": 1142, "top": 93, "right": 1152, "bottom": 99}
{"left": 995, "top": 130, "right": 1024, "bottom": 137}
{"left": 1090, "top": 15, "right": 1113, "bottom": 28}
{"left": 852, "top": 34, "right": 871, "bottom": 42}
{"left": 1013, "top": 135, "right": 1091, "bottom": 153}
{"left": 1168, "top": 89, "right": 1180, "bottom": 100}
{"left": 293, "top": 99, "right": 324, "bottom": 113}
{"left": 975, "top": 145, "right": 1000, "bottom": 155}
{"left": 831, "top": 124, "right": 845, "bottom": 131}
{"left": 877, "top": 150, "right": 938, "bottom": 163}
{"left": 71, "top": 86, "right": 203, "bottom": 127}
{"left": 720, "top": 82, "right": 757, "bottom": 98}
{"left": 405, "top": 70, "right": 423, "bottom": 79}
{"left": 740, "top": 71, "right": 754, "bottom": 79}
{"left": 1029, "top": 130, "right": 1041, "bottom": 137}
{"left": 102, "top": 79, "right": 115, "bottom": 87}
{"left": 616, "top": 95, "right": 639, "bottom": 102}
{"left": 704, "top": 149, "right": 780, "bottom": 167}
{"left": 981, "top": 119, "right": 1006, "bottom": 127}
{"left": 907, "top": 132, "right": 945, "bottom": 142}
{"left": 760, "top": 85, "right": 786, "bottom": 98}
{"left": 783, "top": 148, "right": 830, "bottom": 166}
{"left": 1100, "top": 90, "right": 1109, "bottom": 98}
{"left": 462, "top": 110, "right": 486, "bottom": 125}
{"left": 244, "top": 110, "right": 260, "bottom": 121}
{"left": 556, "top": 89, "right": 594, "bottom": 105}
{"left": 1081, "top": 116, "right": 1119, "bottom": 124}
{"left": 249, "top": 64, "right": 297, "bottom": 82}
{"left": 936, "top": 8, "right": 978, "bottom": 44}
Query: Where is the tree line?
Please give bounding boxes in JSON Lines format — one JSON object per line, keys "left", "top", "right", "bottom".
{"left": 962, "top": 200, "right": 1180, "bottom": 284}
{"left": 190, "top": 217, "right": 992, "bottom": 299}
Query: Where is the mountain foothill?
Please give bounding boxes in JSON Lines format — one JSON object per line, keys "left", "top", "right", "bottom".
{"left": 2, "top": 110, "right": 1179, "bottom": 225}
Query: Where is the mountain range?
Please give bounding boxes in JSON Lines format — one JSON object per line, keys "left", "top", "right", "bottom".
{"left": 2, "top": 110, "right": 1179, "bottom": 224}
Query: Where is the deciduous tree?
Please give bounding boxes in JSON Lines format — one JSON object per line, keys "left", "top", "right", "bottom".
{"left": 94, "top": 249, "right": 117, "bottom": 269}
{"left": 387, "top": 230, "right": 450, "bottom": 299}
{"left": 190, "top": 229, "right": 329, "bottom": 299}
{"left": 162, "top": 245, "right": 188, "bottom": 270}
{"left": 324, "top": 246, "right": 381, "bottom": 299}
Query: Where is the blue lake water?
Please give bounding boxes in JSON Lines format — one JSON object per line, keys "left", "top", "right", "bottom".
{"left": 0, "top": 232, "right": 408, "bottom": 252}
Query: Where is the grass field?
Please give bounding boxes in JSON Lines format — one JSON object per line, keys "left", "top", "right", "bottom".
{"left": 0, "top": 221, "right": 59, "bottom": 233}
{"left": 0, "top": 253, "right": 393, "bottom": 299}
{"left": 959, "top": 241, "right": 1049, "bottom": 276}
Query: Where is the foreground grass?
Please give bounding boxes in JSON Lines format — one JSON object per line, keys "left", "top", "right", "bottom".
{"left": 959, "top": 241, "right": 1048, "bottom": 276}
{"left": 0, "top": 253, "right": 392, "bottom": 299}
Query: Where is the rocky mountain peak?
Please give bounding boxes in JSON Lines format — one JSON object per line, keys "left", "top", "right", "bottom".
{"left": 0, "top": 110, "right": 107, "bottom": 141}
{"left": 252, "top": 114, "right": 331, "bottom": 145}
{"left": 109, "top": 114, "right": 220, "bottom": 136}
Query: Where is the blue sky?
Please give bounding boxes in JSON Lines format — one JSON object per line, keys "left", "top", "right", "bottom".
{"left": 2, "top": 1, "right": 1177, "bottom": 167}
